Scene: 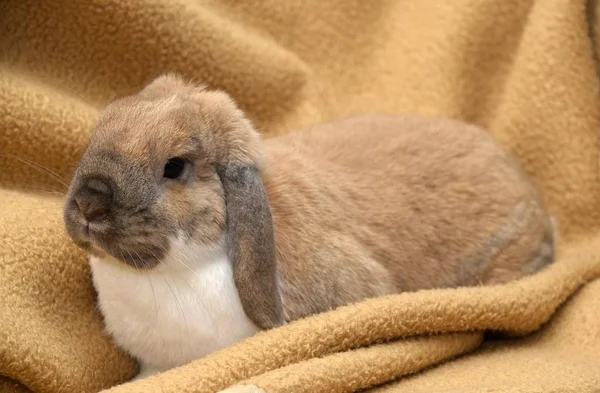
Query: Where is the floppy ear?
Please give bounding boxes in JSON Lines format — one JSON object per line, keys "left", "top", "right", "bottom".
{"left": 217, "top": 163, "right": 285, "bottom": 330}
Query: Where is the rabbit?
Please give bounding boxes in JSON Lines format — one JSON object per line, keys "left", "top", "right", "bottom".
{"left": 63, "top": 74, "right": 556, "bottom": 379}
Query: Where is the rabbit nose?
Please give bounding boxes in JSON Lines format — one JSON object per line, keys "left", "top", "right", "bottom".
{"left": 75, "top": 178, "right": 113, "bottom": 223}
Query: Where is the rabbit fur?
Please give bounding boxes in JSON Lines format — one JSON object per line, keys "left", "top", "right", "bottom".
{"left": 63, "top": 74, "right": 555, "bottom": 378}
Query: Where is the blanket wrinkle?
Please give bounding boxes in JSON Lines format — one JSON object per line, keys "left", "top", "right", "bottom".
{"left": 1, "top": 0, "right": 600, "bottom": 392}
{"left": 220, "top": 333, "right": 484, "bottom": 393}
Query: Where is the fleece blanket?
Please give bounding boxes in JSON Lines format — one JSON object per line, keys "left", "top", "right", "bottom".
{"left": 1, "top": 0, "right": 600, "bottom": 392}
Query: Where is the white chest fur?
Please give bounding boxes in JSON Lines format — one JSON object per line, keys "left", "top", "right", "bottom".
{"left": 90, "top": 237, "right": 260, "bottom": 376}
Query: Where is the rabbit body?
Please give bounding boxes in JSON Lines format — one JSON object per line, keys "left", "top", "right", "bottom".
{"left": 262, "top": 115, "right": 554, "bottom": 321}
{"left": 64, "top": 76, "right": 554, "bottom": 378}
{"left": 90, "top": 114, "right": 554, "bottom": 377}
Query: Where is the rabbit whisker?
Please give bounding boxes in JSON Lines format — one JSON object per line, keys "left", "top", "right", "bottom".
{"left": 1, "top": 153, "right": 70, "bottom": 188}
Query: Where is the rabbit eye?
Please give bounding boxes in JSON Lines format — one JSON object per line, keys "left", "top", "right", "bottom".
{"left": 164, "top": 157, "right": 186, "bottom": 179}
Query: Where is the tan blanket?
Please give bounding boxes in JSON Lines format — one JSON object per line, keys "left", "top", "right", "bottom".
{"left": 1, "top": 0, "right": 600, "bottom": 392}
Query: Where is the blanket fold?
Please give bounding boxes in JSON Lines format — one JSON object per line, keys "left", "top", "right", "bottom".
{"left": 1, "top": 0, "right": 600, "bottom": 392}
{"left": 223, "top": 333, "right": 484, "bottom": 393}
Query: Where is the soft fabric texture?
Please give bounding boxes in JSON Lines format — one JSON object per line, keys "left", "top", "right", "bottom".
{"left": 1, "top": 0, "right": 599, "bottom": 392}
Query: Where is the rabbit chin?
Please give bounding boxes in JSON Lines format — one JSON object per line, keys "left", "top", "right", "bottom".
{"left": 88, "top": 231, "right": 261, "bottom": 378}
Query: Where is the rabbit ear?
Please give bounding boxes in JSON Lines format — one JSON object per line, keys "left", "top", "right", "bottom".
{"left": 217, "top": 163, "right": 285, "bottom": 330}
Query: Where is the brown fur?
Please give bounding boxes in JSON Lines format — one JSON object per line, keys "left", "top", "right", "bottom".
{"left": 261, "top": 115, "right": 555, "bottom": 321}
{"left": 64, "top": 74, "right": 555, "bottom": 329}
